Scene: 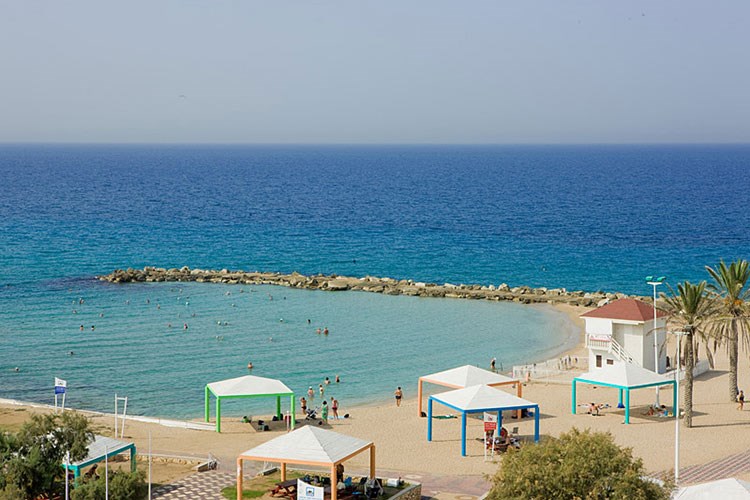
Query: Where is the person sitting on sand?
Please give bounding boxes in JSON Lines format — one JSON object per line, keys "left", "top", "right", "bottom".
{"left": 588, "top": 403, "right": 600, "bottom": 416}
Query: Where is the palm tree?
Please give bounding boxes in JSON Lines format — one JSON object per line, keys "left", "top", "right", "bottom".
{"left": 662, "top": 281, "right": 712, "bottom": 428}
{"left": 705, "top": 259, "right": 750, "bottom": 402}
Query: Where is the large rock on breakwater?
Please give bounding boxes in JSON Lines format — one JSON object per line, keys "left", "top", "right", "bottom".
{"left": 99, "top": 267, "right": 641, "bottom": 307}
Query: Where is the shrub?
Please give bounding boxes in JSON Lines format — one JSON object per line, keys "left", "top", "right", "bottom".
{"left": 487, "top": 428, "right": 672, "bottom": 500}
{"left": 71, "top": 470, "right": 148, "bottom": 500}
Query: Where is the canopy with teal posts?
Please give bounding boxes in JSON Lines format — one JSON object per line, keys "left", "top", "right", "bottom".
{"left": 572, "top": 363, "right": 676, "bottom": 424}
{"left": 61, "top": 435, "right": 136, "bottom": 485}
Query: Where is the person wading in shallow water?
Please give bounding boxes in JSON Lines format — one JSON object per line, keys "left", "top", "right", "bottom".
{"left": 394, "top": 387, "right": 403, "bottom": 407}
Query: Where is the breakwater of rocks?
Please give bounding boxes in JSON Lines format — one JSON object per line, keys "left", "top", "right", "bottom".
{"left": 99, "top": 267, "right": 643, "bottom": 308}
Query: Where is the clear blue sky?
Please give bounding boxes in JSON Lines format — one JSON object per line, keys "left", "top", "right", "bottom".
{"left": 1, "top": 1, "right": 748, "bottom": 144}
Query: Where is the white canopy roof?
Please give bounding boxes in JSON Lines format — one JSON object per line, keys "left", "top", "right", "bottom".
{"left": 70, "top": 435, "right": 133, "bottom": 467}
{"left": 674, "top": 478, "right": 750, "bottom": 499}
{"left": 207, "top": 375, "right": 293, "bottom": 397}
{"left": 239, "top": 425, "right": 372, "bottom": 465}
{"left": 576, "top": 363, "right": 673, "bottom": 389}
{"left": 431, "top": 384, "right": 536, "bottom": 412}
{"left": 420, "top": 364, "right": 518, "bottom": 388}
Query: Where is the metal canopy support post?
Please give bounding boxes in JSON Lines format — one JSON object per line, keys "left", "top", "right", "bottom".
{"left": 460, "top": 412, "right": 467, "bottom": 456}
{"left": 571, "top": 379, "right": 577, "bottom": 414}
{"left": 205, "top": 386, "right": 210, "bottom": 422}
{"left": 417, "top": 379, "right": 423, "bottom": 416}
{"left": 427, "top": 398, "right": 433, "bottom": 441}
{"left": 534, "top": 406, "right": 540, "bottom": 442}
{"left": 625, "top": 390, "right": 631, "bottom": 424}
{"left": 216, "top": 397, "right": 222, "bottom": 433}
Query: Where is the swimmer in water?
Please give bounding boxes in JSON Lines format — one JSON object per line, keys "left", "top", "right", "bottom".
{"left": 80, "top": 325, "right": 84, "bottom": 331}
{"left": 14, "top": 367, "right": 20, "bottom": 372}
{"left": 99, "top": 313, "right": 104, "bottom": 318}
{"left": 247, "top": 362, "right": 253, "bottom": 369}
{"left": 323, "top": 327, "right": 329, "bottom": 335}
{"left": 91, "top": 325, "right": 95, "bottom": 331}
{"left": 69, "top": 351, "right": 74, "bottom": 356}
{"left": 183, "top": 323, "right": 188, "bottom": 330}
{"left": 316, "top": 328, "right": 321, "bottom": 334}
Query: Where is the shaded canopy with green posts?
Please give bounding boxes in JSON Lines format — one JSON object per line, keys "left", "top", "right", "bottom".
{"left": 205, "top": 375, "right": 295, "bottom": 432}
{"left": 572, "top": 363, "right": 676, "bottom": 424}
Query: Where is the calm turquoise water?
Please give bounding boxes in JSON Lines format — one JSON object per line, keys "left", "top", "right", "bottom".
{"left": 0, "top": 279, "right": 575, "bottom": 418}
{"left": 1, "top": 143, "right": 748, "bottom": 418}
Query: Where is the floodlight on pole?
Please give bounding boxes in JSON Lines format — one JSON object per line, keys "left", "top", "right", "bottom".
{"left": 646, "top": 275, "right": 665, "bottom": 406}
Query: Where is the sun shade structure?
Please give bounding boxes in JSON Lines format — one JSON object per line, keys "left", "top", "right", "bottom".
{"left": 418, "top": 365, "right": 522, "bottom": 417}
{"left": 61, "top": 435, "right": 136, "bottom": 484}
{"left": 236, "top": 425, "right": 375, "bottom": 500}
{"left": 427, "top": 384, "right": 539, "bottom": 456}
{"left": 204, "top": 375, "right": 295, "bottom": 432}
{"left": 674, "top": 478, "right": 750, "bottom": 499}
{"left": 572, "top": 363, "right": 676, "bottom": 424}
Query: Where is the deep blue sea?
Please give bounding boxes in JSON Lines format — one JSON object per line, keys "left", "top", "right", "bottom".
{"left": 0, "top": 144, "right": 748, "bottom": 418}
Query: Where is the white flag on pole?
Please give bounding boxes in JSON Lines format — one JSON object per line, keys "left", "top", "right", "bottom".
{"left": 55, "top": 378, "right": 67, "bottom": 388}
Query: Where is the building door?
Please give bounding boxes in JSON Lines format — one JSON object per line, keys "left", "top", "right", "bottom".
{"left": 596, "top": 355, "right": 602, "bottom": 368}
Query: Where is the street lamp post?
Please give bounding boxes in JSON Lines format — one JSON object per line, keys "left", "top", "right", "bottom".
{"left": 646, "top": 275, "right": 665, "bottom": 406}
{"left": 670, "top": 330, "right": 687, "bottom": 483}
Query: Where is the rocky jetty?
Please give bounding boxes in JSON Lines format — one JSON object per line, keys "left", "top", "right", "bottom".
{"left": 99, "top": 267, "right": 643, "bottom": 307}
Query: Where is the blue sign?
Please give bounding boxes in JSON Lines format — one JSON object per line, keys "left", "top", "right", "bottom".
{"left": 55, "top": 386, "right": 66, "bottom": 394}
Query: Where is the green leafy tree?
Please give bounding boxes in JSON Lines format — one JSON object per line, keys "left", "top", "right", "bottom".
{"left": 662, "top": 281, "right": 713, "bottom": 428}
{"left": 487, "top": 428, "right": 671, "bottom": 500}
{"left": 71, "top": 470, "right": 148, "bottom": 500}
{"left": 705, "top": 259, "right": 750, "bottom": 401}
{"left": 1, "top": 412, "right": 94, "bottom": 498}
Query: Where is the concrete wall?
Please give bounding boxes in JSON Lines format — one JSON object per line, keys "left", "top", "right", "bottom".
{"left": 389, "top": 482, "right": 421, "bottom": 500}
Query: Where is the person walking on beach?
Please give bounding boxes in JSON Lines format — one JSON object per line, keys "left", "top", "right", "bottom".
{"left": 394, "top": 387, "right": 403, "bottom": 407}
{"left": 321, "top": 400, "right": 329, "bottom": 421}
{"left": 490, "top": 357, "right": 496, "bottom": 372}
{"left": 332, "top": 398, "right": 339, "bottom": 419}
{"left": 300, "top": 396, "right": 307, "bottom": 414}
{"left": 738, "top": 390, "right": 745, "bottom": 410}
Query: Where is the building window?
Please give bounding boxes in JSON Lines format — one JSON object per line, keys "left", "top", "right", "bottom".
{"left": 596, "top": 355, "right": 602, "bottom": 368}
{"left": 606, "top": 358, "right": 614, "bottom": 365}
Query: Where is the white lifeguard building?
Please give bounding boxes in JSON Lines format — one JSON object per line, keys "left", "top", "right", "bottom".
{"left": 582, "top": 298, "right": 667, "bottom": 373}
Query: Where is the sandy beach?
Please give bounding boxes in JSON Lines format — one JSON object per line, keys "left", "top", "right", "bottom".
{"left": 4, "top": 302, "right": 750, "bottom": 492}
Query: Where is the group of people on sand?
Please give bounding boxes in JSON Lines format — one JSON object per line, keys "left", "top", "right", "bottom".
{"left": 299, "top": 375, "right": 343, "bottom": 421}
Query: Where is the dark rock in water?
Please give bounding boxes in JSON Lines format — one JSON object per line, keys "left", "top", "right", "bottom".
{"left": 97, "top": 266, "right": 644, "bottom": 307}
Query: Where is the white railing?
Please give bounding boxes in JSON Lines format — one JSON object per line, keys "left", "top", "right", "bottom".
{"left": 586, "top": 335, "right": 611, "bottom": 350}
{"left": 585, "top": 334, "right": 636, "bottom": 364}
{"left": 512, "top": 355, "right": 588, "bottom": 380}
{"left": 609, "top": 336, "right": 635, "bottom": 364}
